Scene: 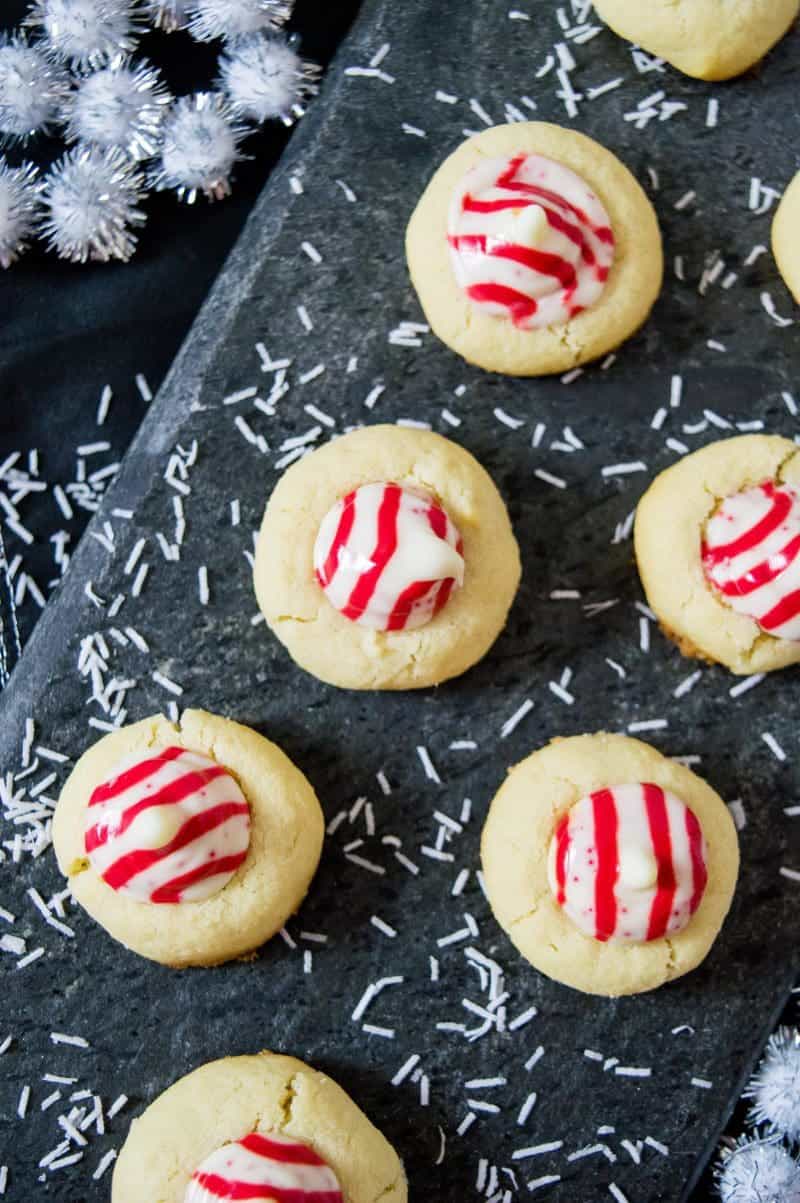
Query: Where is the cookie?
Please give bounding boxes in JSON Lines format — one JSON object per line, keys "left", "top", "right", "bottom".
{"left": 634, "top": 435, "right": 800, "bottom": 674}
{"left": 112, "top": 1051, "right": 407, "bottom": 1203}
{"left": 480, "top": 733, "right": 738, "bottom": 996}
{"left": 773, "top": 170, "right": 800, "bottom": 304}
{"left": 593, "top": 0, "right": 799, "bottom": 80}
{"left": 52, "top": 709, "right": 324, "bottom": 966}
{"left": 254, "top": 424, "right": 521, "bottom": 690}
{"left": 405, "top": 121, "right": 662, "bottom": 376}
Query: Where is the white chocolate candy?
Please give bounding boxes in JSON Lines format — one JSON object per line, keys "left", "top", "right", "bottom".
{"left": 447, "top": 152, "right": 615, "bottom": 330}
{"left": 186, "top": 1131, "right": 343, "bottom": 1203}
{"left": 313, "top": 481, "right": 464, "bottom": 631}
{"left": 547, "top": 782, "right": 708, "bottom": 943}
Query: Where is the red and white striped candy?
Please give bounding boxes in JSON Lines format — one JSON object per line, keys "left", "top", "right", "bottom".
{"left": 447, "top": 153, "right": 615, "bottom": 330}
{"left": 85, "top": 746, "right": 250, "bottom": 904}
{"left": 547, "top": 783, "right": 708, "bottom": 943}
{"left": 185, "top": 1131, "right": 343, "bottom": 1203}
{"left": 702, "top": 480, "right": 800, "bottom": 641}
{"left": 313, "top": 482, "right": 464, "bottom": 631}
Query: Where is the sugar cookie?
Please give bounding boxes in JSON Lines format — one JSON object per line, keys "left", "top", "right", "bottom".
{"left": 773, "top": 170, "right": 800, "bottom": 304}
{"left": 481, "top": 733, "right": 738, "bottom": 996}
{"left": 406, "top": 121, "right": 662, "bottom": 376}
{"left": 634, "top": 435, "right": 800, "bottom": 674}
{"left": 53, "top": 709, "right": 324, "bottom": 966}
{"left": 254, "top": 424, "right": 521, "bottom": 690}
{"left": 112, "top": 1052, "right": 407, "bottom": 1203}
{"left": 593, "top": 0, "right": 799, "bottom": 80}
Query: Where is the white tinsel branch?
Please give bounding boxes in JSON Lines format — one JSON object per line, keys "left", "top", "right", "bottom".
{"left": 218, "top": 32, "right": 321, "bottom": 127}
{"left": 187, "top": 0, "right": 292, "bottom": 43}
{"left": 0, "top": 32, "right": 70, "bottom": 143}
{"left": 41, "top": 144, "right": 146, "bottom": 262}
{"left": 0, "top": 158, "right": 41, "bottom": 268}
{"left": 716, "top": 1135, "right": 800, "bottom": 1203}
{"left": 150, "top": 91, "right": 248, "bottom": 203}
{"left": 26, "top": 0, "right": 143, "bottom": 69}
{"left": 62, "top": 55, "right": 173, "bottom": 160}
{"left": 745, "top": 1026, "right": 800, "bottom": 1143}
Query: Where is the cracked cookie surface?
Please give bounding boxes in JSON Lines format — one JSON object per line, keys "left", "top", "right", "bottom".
{"left": 254, "top": 424, "right": 521, "bottom": 690}
{"left": 112, "top": 1052, "right": 407, "bottom": 1203}
{"left": 480, "top": 733, "right": 738, "bottom": 996}
{"left": 773, "top": 170, "right": 800, "bottom": 305}
{"left": 52, "top": 710, "right": 324, "bottom": 966}
{"left": 405, "top": 121, "right": 662, "bottom": 376}
{"left": 634, "top": 435, "right": 800, "bottom": 674}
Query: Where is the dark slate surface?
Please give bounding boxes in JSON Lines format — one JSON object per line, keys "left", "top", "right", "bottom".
{"left": 1, "top": 2, "right": 799, "bottom": 1200}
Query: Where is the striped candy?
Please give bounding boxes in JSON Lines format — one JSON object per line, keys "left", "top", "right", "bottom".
{"left": 313, "top": 482, "right": 464, "bottom": 631}
{"left": 85, "top": 746, "right": 250, "bottom": 904}
{"left": 185, "top": 1131, "right": 343, "bottom": 1202}
{"left": 702, "top": 480, "right": 800, "bottom": 641}
{"left": 547, "top": 783, "right": 708, "bottom": 943}
{"left": 447, "top": 153, "right": 615, "bottom": 330}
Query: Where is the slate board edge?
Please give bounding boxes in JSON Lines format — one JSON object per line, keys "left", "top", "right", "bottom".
{"left": 0, "top": 0, "right": 380, "bottom": 734}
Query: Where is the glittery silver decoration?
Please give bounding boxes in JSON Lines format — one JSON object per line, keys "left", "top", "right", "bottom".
{"left": 26, "top": 0, "right": 142, "bottom": 69}
{"left": 187, "top": 0, "right": 292, "bottom": 44}
{"left": 716, "top": 1135, "right": 800, "bottom": 1203}
{"left": 0, "top": 158, "right": 41, "bottom": 268}
{"left": 218, "top": 32, "right": 321, "bottom": 127}
{"left": 0, "top": 32, "right": 71, "bottom": 144}
{"left": 41, "top": 144, "right": 146, "bottom": 262}
{"left": 150, "top": 92, "right": 247, "bottom": 204}
{"left": 744, "top": 1026, "right": 800, "bottom": 1142}
{"left": 62, "top": 55, "right": 173, "bottom": 161}
{"left": 142, "top": 0, "right": 191, "bottom": 32}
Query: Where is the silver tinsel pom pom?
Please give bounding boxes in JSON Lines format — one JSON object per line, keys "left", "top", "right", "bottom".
{"left": 143, "top": 0, "right": 191, "bottom": 32}
{"left": 218, "top": 32, "right": 320, "bottom": 126}
{"left": 187, "top": 0, "right": 291, "bottom": 44}
{"left": 26, "top": 0, "right": 142, "bottom": 69}
{"left": 0, "top": 159, "right": 41, "bottom": 268}
{"left": 717, "top": 1137, "right": 800, "bottom": 1203}
{"left": 151, "top": 92, "right": 247, "bottom": 203}
{"left": 745, "top": 1027, "right": 800, "bottom": 1142}
{"left": 42, "top": 144, "right": 146, "bottom": 262}
{"left": 0, "top": 33, "right": 70, "bottom": 143}
{"left": 62, "top": 56, "right": 172, "bottom": 160}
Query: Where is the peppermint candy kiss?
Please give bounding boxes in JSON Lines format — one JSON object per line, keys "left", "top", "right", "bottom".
{"left": 548, "top": 783, "right": 708, "bottom": 943}
{"left": 85, "top": 746, "right": 250, "bottom": 903}
{"left": 447, "top": 153, "right": 614, "bottom": 330}
{"left": 313, "top": 482, "right": 465, "bottom": 631}
{"left": 185, "top": 1131, "right": 343, "bottom": 1203}
{"left": 703, "top": 480, "right": 800, "bottom": 641}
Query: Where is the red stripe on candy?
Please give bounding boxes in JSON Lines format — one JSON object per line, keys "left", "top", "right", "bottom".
{"left": 239, "top": 1135, "right": 326, "bottom": 1166}
{"left": 591, "top": 788, "right": 619, "bottom": 941}
{"left": 85, "top": 765, "right": 229, "bottom": 852}
{"left": 385, "top": 579, "right": 436, "bottom": 631}
{"left": 643, "top": 784, "right": 677, "bottom": 941}
{"left": 466, "top": 282, "right": 538, "bottom": 325}
{"left": 553, "top": 814, "right": 570, "bottom": 906}
{"left": 703, "top": 482, "right": 791, "bottom": 566}
{"left": 149, "top": 851, "right": 249, "bottom": 903}
{"left": 192, "top": 1173, "right": 341, "bottom": 1202}
{"left": 341, "top": 485, "right": 401, "bottom": 621}
{"left": 88, "top": 745, "right": 184, "bottom": 806}
{"left": 449, "top": 234, "right": 577, "bottom": 288}
{"left": 316, "top": 491, "right": 356, "bottom": 588}
{"left": 712, "top": 533, "right": 800, "bottom": 598}
{"left": 685, "top": 807, "right": 708, "bottom": 916}
{"left": 100, "top": 801, "right": 249, "bottom": 892}
{"left": 758, "top": 587, "right": 800, "bottom": 632}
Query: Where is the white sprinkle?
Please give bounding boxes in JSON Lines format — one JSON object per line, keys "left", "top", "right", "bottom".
{"left": 50, "top": 1032, "right": 88, "bottom": 1048}
{"left": 335, "top": 178, "right": 357, "bottom": 202}
{"left": 534, "top": 468, "right": 566, "bottom": 489}
{"left": 517, "top": 1092, "right": 537, "bottom": 1125}
{"left": 568, "top": 1144, "right": 613, "bottom": 1163}
{"left": 609, "top": 1186, "right": 629, "bottom": 1203}
{"left": 494, "top": 407, "right": 525, "bottom": 430}
{"left": 370, "top": 915, "right": 397, "bottom": 938}
{"left": 93, "top": 1149, "right": 117, "bottom": 1180}
{"left": 402, "top": 123, "right": 426, "bottom": 137}
{"left": 651, "top": 407, "right": 668, "bottom": 431}
{"left": 416, "top": 745, "right": 441, "bottom": 784}
{"left": 525, "top": 1046, "right": 545, "bottom": 1070}
{"left": 467, "top": 1099, "right": 500, "bottom": 1114}
{"left": 131, "top": 561, "right": 149, "bottom": 597}
{"left": 457, "top": 1113, "right": 476, "bottom": 1135}
{"left": 729, "top": 673, "right": 765, "bottom": 698}
{"left": 674, "top": 190, "right": 696, "bottom": 211}
{"left": 363, "top": 1024, "right": 395, "bottom": 1038}
{"left": 605, "top": 658, "right": 626, "bottom": 680}
{"left": 513, "top": 1141, "right": 563, "bottom": 1160}
{"left": 298, "top": 363, "right": 325, "bottom": 385}
{"left": 435, "top": 89, "right": 458, "bottom": 103}
{"left": 615, "top": 1065, "right": 652, "bottom": 1078}
{"left": 528, "top": 1176, "right": 561, "bottom": 1193}
{"left": 303, "top": 949, "right": 312, "bottom": 974}
{"left": 628, "top": 719, "right": 667, "bottom": 732}
{"left": 561, "top": 368, "right": 583, "bottom": 385}
{"left": 289, "top": 175, "right": 303, "bottom": 194}
{"left": 364, "top": 383, "right": 386, "bottom": 410}
{"left": 301, "top": 241, "right": 322, "bottom": 263}
{"left": 645, "top": 1136, "right": 669, "bottom": 1156}
{"left": 53, "top": 485, "right": 73, "bottom": 520}
{"left": 96, "top": 384, "right": 113, "bottom": 425}
{"left": 223, "top": 386, "right": 258, "bottom": 405}
{"left": 761, "top": 290, "right": 794, "bottom": 327}
{"left": 451, "top": 868, "right": 469, "bottom": 896}
{"left": 346, "top": 853, "right": 385, "bottom": 875}
{"left": 395, "top": 851, "right": 419, "bottom": 875}
{"left": 691, "top": 1076, "right": 712, "bottom": 1089}
{"left": 279, "top": 927, "right": 297, "bottom": 950}
{"left": 500, "top": 698, "right": 533, "bottom": 739}
{"left": 706, "top": 98, "right": 719, "bottom": 128}
{"left": 152, "top": 670, "right": 183, "bottom": 696}
{"left": 509, "top": 1005, "right": 537, "bottom": 1032}
{"left": 135, "top": 372, "right": 152, "bottom": 402}
{"left": 602, "top": 461, "right": 647, "bottom": 477}
{"left": 780, "top": 867, "right": 800, "bottom": 883}
{"left": 107, "top": 1095, "right": 128, "bottom": 1119}
{"left": 762, "top": 732, "right": 787, "bottom": 761}
{"left": 125, "top": 627, "right": 149, "bottom": 652}
{"left": 469, "top": 98, "right": 493, "bottom": 126}
{"left": 584, "top": 1049, "right": 603, "bottom": 1062}
{"left": 17, "top": 1085, "right": 30, "bottom": 1118}
{"left": 587, "top": 77, "right": 623, "bottom": 98}
{"left": 674, "top": 670, "right": 702, "bottom": 698}
{"left": 638, "top": 616, "right": 651, "bottom": 654}
{"left": 707, "top": 340, "right": 726, "bottom": 351}
{"left": 783, "top": 390, "right": 798, "bottom": 417}
{"left": 16, "top": 947, "right": 44, "bottom": 968}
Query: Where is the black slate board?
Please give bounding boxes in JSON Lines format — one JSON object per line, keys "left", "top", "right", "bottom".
{"left": 2, "top": 2, "right": 799, "bottom": 1200}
